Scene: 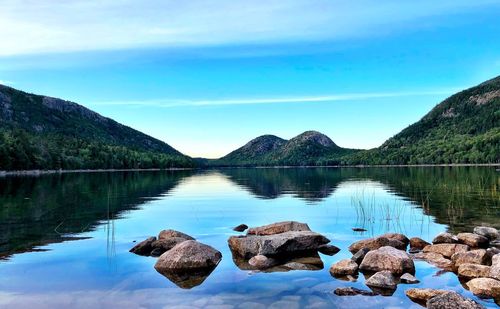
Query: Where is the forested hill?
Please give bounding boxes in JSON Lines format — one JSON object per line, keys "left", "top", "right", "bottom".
{"left": 0, "top": 85, "right": 194, "bottom": 170}
{"left": 341, "top": 75, "right": 500, "bottom": 165}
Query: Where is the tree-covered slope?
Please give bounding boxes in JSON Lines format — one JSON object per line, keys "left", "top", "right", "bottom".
{"left": 342, "top": 76, "right": 500, "bottom": 165}
{"left": 0, "top": 85, "right": 194, "bottom": 170}
{"left": 214, "top": 131, "right": 359, "bottom": 166}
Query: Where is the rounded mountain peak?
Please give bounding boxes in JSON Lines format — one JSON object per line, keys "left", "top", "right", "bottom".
{"left": 291, "top": 131, "right": 337, "bottom": 148}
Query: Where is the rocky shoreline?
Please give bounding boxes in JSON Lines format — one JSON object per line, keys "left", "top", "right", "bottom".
{"left": 130, "top": 221, "right": 500, "bottom": 307}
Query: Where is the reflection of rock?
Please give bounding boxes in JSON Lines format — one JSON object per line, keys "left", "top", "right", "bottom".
{"left": 249, "top": 255, "right": 278, "bottom": 269}
{"left": 334, "top": 287, "right": 376, "bottom": 296}
{"left": 231, "top": 251, "right": 324, "bottom": 272}
{"left": 473, "top": 226, "right": 499, "bottom": 240}
{"left": 154, "top": 240, "right": 222, "bottom": 289}
{"left": 359, "top": 246, "right": 415, "bottom": 275}
{"left": 364, "top": 271, "right": 397, "bottom": 296}
{"left": 427, "top": 291, "right": 484, "bottom": 309}
{"left": 466, "top": 277, "right": 500, "bottom": 299}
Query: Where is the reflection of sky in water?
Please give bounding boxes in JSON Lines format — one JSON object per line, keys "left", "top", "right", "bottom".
{"left": 0, "top": 171, "right": 497, "bottom": 308}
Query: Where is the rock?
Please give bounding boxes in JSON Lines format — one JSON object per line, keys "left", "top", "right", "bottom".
{"left": 333, "top": 287, "right": 376, "bottom": 296}
{"left": 158, "top": 229, "right": 194, "bottom": 241}
{"left": 466, "top": 277, "right": 500, "bottom": 299}
{"left": 427, "top": 291, "right": 485, "bottom": 309}
{"left": 151, "top": 237, "right": 189, "bottom": 255}
{"left": 490, "top": 254, "right": 500, "bottom": 280}
{"left": 129, "top": 236, "right": 156, "bottom": 255}
{"left": 457, "top": 263, "right": 491, "bottom": 278}
{"left": 348, "top": 236, "right": 406, "bottom": 253}
{"left": 352, "top": 227, "right": 367, "bottom": 232}
{"left": 365, "top": 270, "right": 397, "bottom": 290}
{"left": 423, "top": 243, "right": 469, "bottom": 258}
{"left": 451, "top": 249, "right": 489, "bottom": 267}
{"left": 318, "top": 244, "right": 340, "bottom": 256}
{"left": 405, "top": 288, "right": 448, "bottom": 303}
{"left": 329, "top": 259, "right": 359, "bottom": 276}
{"left": 412, "top": 252, "right": 454, "bottom": 270}
{"left": 150, "top": 248, "right": 164, "bottom": 257}
{"left": 248, "top": 255, "right": 278, "bottom": 269}
{"left": 491, "top": 240, "right": 500, "bottom": 249}
{"left": 233, "top": 224, "right": 248, "bottom": 232}
{"left": 351, "top": 248, "right": 370, "bottom": 264}
{"left": 400, "top": 273, "right": 419, "bottom": 284}
{"left": 155, "top": 240, "right": 221, "bottom": 271}
{"left": 228, "top": 230, "right": 330, "bottom": 259}
{"left": 247, "top": 221, "right": 311, "bottom": 235}
{"left": 409, "top": 237, "right": 430, "bottom": 251}
{"left": 473, "top": 226, "right": 499, "bottom": 240}
{"left": 359, "top": 246, "right": 415, "bottom": 275}
{"left": 380, "top": 233, "right": 409, "bottom": 246}
{"left": 457, "top": 233, "right": 489, "bottom": 248}
{"left": 432, "top": 232, "right": 459, "bottom": 244}
{"left": 487, "top": 247, "right": 500, "bottom": 258}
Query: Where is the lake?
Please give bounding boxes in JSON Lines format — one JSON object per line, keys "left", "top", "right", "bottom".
{"left": 0, "top": 167, "right": 498, "bottom": 308}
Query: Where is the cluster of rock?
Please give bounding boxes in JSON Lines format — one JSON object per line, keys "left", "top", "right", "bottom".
{"left": 332, "top": 226, "right": 500, "bottom": 308}
{"left": 228, "top": 221, "right": 339, "bottom": 272}
{"left": 130, "top": 230, "right": 222, "bottom": 289}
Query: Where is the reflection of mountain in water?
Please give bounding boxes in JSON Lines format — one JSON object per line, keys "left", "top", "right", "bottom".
{"left": 0, "top": 171, "right": 192, "bottom": 259}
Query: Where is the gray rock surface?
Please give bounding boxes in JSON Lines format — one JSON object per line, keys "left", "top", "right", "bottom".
{"left": 359, "top": 246, "right": 415, "bottom": 275}
{"left": 427, "top": 291, "right": 485, "bottom": 309}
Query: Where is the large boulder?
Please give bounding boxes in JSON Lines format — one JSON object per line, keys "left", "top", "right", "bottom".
{"left": 359, "top": 246, "right": 415, "bottom": 275}
{"left": 466, "top": 277, "right": 500, "bottom": 299}
{"left": 490, "top": 254, "right": 500, "bottom": 280}
{"left": 457, "top": 233, "right": 489, "bottom": 248}
{"left": 423, "top": 243, "right": 469, "bottom": 258}
{"left": 158, "top": 229, "right": 194, "bottom": 241}
{"left": 151, "top": 237, "right": 190, "bottom": 256}
{"left": 228, "top": 230, "right": 330, "bottom": 259}
{"left": 427, "top": 291, "right": 485, "bottom": 309}
{"left": 247, "top": 221, "right": 311, "bottom": 235}
{"left": 457, "top": 263, "right": 491, "bottom": 278}
{"left": 409, "top": 237, "right": 430, "bottom": 252}
{"left": 405, "top": 288, "right": 447, "bottom": 303}
{"left": 473, "top": 226, "right": 499, "bottom": 240}
{"left": 451, "top": 249, "right": 489, "bottom": 267}
{"left": 329, "top": 259, "right": 358, "bottom": 276}
{"left": 380, "top": 233, "right": 409, "bottom": 246}
{"left": 432, "top": 232, "right": 459, "bottom": 244}
{"left": 412, "top": 252, "right": 453, "bottom": 270}
{"left": 348, "top": 236, "right": 406, "bottom": 254}
{"left": 129, "top": 236, "right": 156, "bottom": 256}
{"left": 365, "top": 271, "right": 397, "bottom": 293}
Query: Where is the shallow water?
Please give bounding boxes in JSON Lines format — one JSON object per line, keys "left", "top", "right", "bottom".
{"left": 0, "top": 167, "right": 498, "bottom": 308}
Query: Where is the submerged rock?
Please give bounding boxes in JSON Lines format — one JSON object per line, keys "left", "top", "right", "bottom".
{"left": 352, "top": 248, "right": 370, "bottom": 264}
{"left": 427, "top": 291, "right": 485, "bottom": 309}
{"left": 451, "top": 249, "right": 489, "bottom": 267}
{"left": 333, "top": 287, "right": 376, "bottom": 296}
{"left": 400, "top": 273, "right": 419, "bottom": 284}
{"left": 473, "top": 226, "right": 499, "bottom": 240}
{"left": 129, "top": 236, "right": 156, "bottom": 256}
{"left": 247, "top": 221, "right": 310, "bottom": 236}
{"left": 348, "top": 236, "right": 406, "bottom": 254}
{"left": 233, "top": 224, "right": 248, "bottom": 232}
{"left": 352, "top": 227, "right": 367, "bottom": 232}
{"left": 412, "top": 251, "right": 454, "bottom": 270}
{"left": 248, "top": 255, "right": 278, "bottom": 269}
{"left": 457, "top": 233, "right": 489, "bottom": 248}
{"left": 457, "top": 263, "right": 491, "bottom": 278}
{"left": 359, "top": 246, "right": 415, "bottom": 275}
{"left": 318, "top": 244, "right": 340, "bottom": 256}
{"left": 432, "top": 232, "right": 459, "bottom": 244}
{"left": 405, "top": 288, "right": 448, "bottom": 303}
{"left": 423, "top": 243, "right": 469, "bottom": 258}
{"left": 409, "top": 237, "right": 430, "bottom": 252}
{"left": 365, "top": 270, "right": 397, "bottom": 294}
{"left": 329, "top": 259, "right": 358, "bottom": 277}
{"left": 466, "top": 277, "right": 500, "bottom": 299}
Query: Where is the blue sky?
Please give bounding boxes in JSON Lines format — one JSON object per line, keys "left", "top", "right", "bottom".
{"left": 0, "top": 1, "right": 499, "bottom": 158}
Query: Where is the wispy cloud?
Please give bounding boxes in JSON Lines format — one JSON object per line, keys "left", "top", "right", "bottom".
{"left": 89, "top": 89, "right": 458, "bottom": 108}
{"left": 0, "top": 80, "right": 14, "bottom": 85}
{"left": 0, "top": 0, "right": 498, "bottom": 56}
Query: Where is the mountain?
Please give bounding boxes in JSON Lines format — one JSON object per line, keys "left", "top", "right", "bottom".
{"left": 342, "top": 76, "right": 500, "bottom": 165}
{"left": 0, "top": 84, "right": 193, "bottom": 170}
{"left": 214, "top": 131, "right": 359, "bottom": 166}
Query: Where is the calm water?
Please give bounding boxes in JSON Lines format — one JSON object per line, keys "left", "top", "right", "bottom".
{"left": 0, "top": 167, "right": 498, "bottom": 308}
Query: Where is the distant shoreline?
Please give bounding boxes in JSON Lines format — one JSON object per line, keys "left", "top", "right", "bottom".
{"left": 1, "top": 163, "right": 499, "bottom": 176}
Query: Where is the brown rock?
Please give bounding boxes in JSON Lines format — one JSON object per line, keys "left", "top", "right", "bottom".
{"left": 151, "top": 237, "right": 189, "bottom": 254}
{"left": 365, "top": 270, "right": 397, "bottom": 290}
{"left": 451, "top": 249, "right": 489, "bottom": 267}
{"left": 247, "top": 221, "right": 311, "bottom": 235}
{"left": 405, "top": 288, "right": 447, "bottom": 303}
{"left": 359, "top": 246, "right": 415, "bottom": 275}
{"left": 129, "top": 236, "right": 156, "bottom": 256}
{"left": 412, "top": 252, "right": 454, "bottom": 270}
{"left": 329, "top": 259, "right": 359, "bottom": 276}
{"left": 233, "top": 224, "right": 248, "bottom": 232}
{"left": 427, "top": 291, "right": 485, "bottom": 309}
{"left": 155, "top": 240, "right": 222, "bottom": 271}
{"left": 334, "top": 287, "right": 376, "bottom": 296}
{"left": 457, "top": 233, "right": 489, "bottom": 248}
{"left": 423, "top": 243, "right": 469, "bottom": 258}
{"left": 348, "top": 236, "right": 406, "bottom": 253}
{"left": 490, "top": 254, "right": 500, "bottom": 280}
{"left": 466, "top": 277, "right": 500, "bottom": 299}
{"left": 473, "top": 226, "right": 499, "bottom": 240}
{"left": 248, "top": 255, "right": 278, "bottom": 269}
{"left": 409, "top": 237, "right": 430, "bottom": 251}
{"left": 432, "top": 232, "right": 459, "bottom": 244}
{"left": 457, "top": 263, "right": 491, "bottom": 278}
{"left": 380, "top": 233, "right": 410, "bottom": 246}
{"left": 400, "top": 273, "right": 419, "bottom": 284}
{"left": 158, "top": 229, "right": 194, "bottom": 241}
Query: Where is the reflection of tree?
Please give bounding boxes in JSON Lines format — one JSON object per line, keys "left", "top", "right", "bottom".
{"left": 0, "top": 170, "right": 192, "bottom": 259}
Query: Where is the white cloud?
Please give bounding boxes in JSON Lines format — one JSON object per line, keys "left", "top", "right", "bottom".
{"left": 89, "top": 89, "right": 459, "bottom": 108}
{"left": 0, "top": 80, "right": 14, "bottom": 85}
{"left": 0, "top": 0, "right": 497, "bottom": 56}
